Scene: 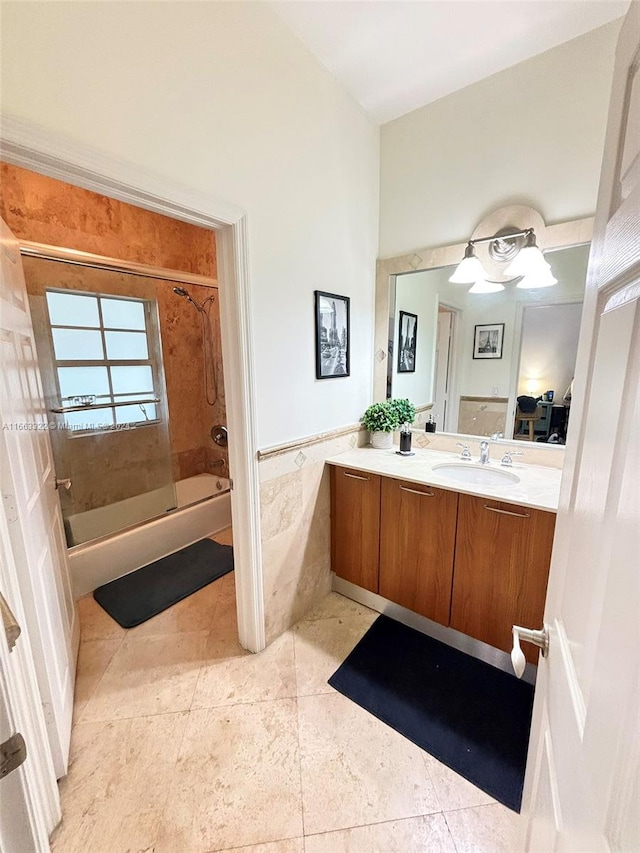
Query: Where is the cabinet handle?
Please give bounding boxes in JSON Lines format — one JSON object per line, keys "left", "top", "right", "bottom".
{"left": 343, "top": 472, "right": 371, "bottom": 481}
{"left": 483, "top": 505, "right": 530, "bottom": 518}
{"left": 400, "top": 486, "right": 435, "bottom": 497}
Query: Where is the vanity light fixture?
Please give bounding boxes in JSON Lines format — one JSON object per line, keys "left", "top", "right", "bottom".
{"left": 448, "top": 243, "right": 486, "bottom": 284}
{"left": 450, "top": 227, "right": 557, "bottom": 292}
{"left": 516, "top": 267, "right": 558, "bottom": 289}
{"left": 504, "top": 229, "right": 549, "bottom": 277}
{"left": 468, "top": 279, "right": 505, "bottom": 294}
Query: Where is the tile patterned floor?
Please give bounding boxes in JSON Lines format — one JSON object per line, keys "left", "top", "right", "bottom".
{"left": 52, "top": 527, "right": 522, "bottom": 852}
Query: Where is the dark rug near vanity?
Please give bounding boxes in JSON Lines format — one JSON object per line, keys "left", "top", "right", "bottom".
{"left": 328, "top": 614, "right": 534, "bottom": 812}
{"left": 93, "top": 538, "right": 233, "bottom": 628}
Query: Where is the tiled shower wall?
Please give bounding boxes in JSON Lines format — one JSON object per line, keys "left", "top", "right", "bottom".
{"left": 0, "top": 162, "right": 227, "bottom": 493}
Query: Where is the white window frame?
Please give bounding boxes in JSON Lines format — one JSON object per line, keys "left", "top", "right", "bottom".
{"left": 45, "top": 288, "right": 163, "bottom": 435}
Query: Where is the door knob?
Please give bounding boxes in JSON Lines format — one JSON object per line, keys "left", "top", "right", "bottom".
{"left": 511, "top": 624, "right": 549, "bottom": 678}
{"left": 54, "top": 477, "right": 72, "bottom": 490}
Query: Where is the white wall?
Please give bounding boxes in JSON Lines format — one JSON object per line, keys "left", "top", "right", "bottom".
{"left": 389, "top": 266, "right": 469, "bottom": 409}
{"left": 392, "top": 272, "right": 438, "bottom": 405}
{"left": 0, "top": 1, "right": 379, "bottom": 448}
{"left": 379, "top": 21, "right": 620, "bottom": 257}
{"left": 518, "top": 303, "right": 582, "bottom": 400}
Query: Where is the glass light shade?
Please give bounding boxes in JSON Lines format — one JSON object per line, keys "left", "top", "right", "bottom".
{"left": 516, "top": 268, "right": 558, "bottom": 289}
{"left": 468, "top": 279, "right": 505, "bottom": 294}
{"left": 449, "top": 255, "right": 488, "bottom": 284}
{"left": 449, "top": 244, "right": 488, "bottom": 284}
{"left": 505, "top": 245, "right": 550, "bottom": 277}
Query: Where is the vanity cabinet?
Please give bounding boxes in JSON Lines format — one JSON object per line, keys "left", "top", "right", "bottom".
{"left": 330, "top": 466, "right": 381, "bottom": 593}
{"left": 449, "top": 494, "right": 555, "bottom": 663}
{"left": 379, "top": 478, "right": 458, "bottom": 625}
{"left": 330, "top": 463, "right": 557, "bottom": 665}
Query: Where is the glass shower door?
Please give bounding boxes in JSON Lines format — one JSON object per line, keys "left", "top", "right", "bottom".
{"left": 25, "top": 257, "right": 176, "bottom": 546}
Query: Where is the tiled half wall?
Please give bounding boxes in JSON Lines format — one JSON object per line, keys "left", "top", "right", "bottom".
{"left": 258, "top": 425, "right": 369, "bottom": 643}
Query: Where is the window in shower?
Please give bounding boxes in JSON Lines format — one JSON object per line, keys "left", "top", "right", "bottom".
{"left": 46, "top": 290, "right": 161, "bottom": 433}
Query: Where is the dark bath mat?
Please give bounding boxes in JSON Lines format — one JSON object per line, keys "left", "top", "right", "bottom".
{"left": 93, "top": 538, "right": 233, "bottom": 628}
{"left": 328, "top": 614, "right": 534, "bottom": 812}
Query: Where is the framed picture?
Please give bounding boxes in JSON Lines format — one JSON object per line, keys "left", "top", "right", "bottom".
{"left": 397, "top": 310, "right": 418, "bottom": 373}
{"left": 315, "top": 290, "right": 350, "bottom": 379}
{"left": 473, "top": 323, "right": 505, "bottom": 359}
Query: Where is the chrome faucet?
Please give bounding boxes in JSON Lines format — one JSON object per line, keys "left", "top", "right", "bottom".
{"left": 501, "top": 450, "right": 524, "bottom": 467}
{"left": 479, "top": 440, "right": 490, "bottom": 464}
{"left": 456, "top": 442, "right": 472, "bottom": 461}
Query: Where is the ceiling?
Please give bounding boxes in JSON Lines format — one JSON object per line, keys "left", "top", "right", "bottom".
{"left": 271, "top": 1, "right": 628, "bottom": 124}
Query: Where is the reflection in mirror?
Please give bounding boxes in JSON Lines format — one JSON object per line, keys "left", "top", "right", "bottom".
{"left": 387, "top": 243, "right": 589, "bottom": 441}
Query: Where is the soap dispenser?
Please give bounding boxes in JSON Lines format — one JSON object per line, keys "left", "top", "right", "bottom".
{"left": 398, "top": 423, "right": 414, "bottom": 456}
{"left": 425, "top": 414, "right": 436, "bottom": 433}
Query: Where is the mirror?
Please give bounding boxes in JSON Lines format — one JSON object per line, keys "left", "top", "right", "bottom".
{"left": 387, "top": 243, "right": 589, "bottom": 441}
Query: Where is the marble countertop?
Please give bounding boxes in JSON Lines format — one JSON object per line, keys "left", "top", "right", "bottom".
{"left": 326, "top": 447, "right": 562, "bottom": 512}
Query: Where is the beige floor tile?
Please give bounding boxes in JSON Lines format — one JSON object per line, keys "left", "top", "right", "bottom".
{"left": 303, "top": 591, "right": 376, "bottom": 622}
{"left": 212, "top": 526, "right": 234, "bottom": 547}
{"left": 209, "top": 576, "right": 239, "bottom": 640}
{"left": 192, "top": 630, "right": 296, "bottom": 709}
{"left": 444, "top": 803, "right": 523, "bottom": 853}
{"left": 126, "top": 577, "right": 223, "bottom": 637}
{"left": 154, "top": 700, "right": 303, "bottom": 853}
{"left": 73, "top": 638, "right": 123, "bottom": 723}
{"left": 298, "top": 692, "right": 440, "bottom": 835}
{"left": 293, "top": 613, "right": 377, "bottom": 697}
{"left": 215, "top": 841, "right": 304, "bottom": 853}
{"left": 81, "top": 631, "right": 208, "bottom": 721}
{"left": 77, "top": 594, "right": 126, "bottom": 641}
{"left": 51, "top": 807, "right": 163, "bottom": 853}
{"left": 423, "top": 753, "right": 496, "bottom": 812}
{"left": 304, "top": 814, "right": 457, "bottom": 853}
{"left": 51, "top": 712, "right": 188, "bottom": 853}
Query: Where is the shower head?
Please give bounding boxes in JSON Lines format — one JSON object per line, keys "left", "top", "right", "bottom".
{"left": 173, "top": 286, "right": 203, "bottom": 311}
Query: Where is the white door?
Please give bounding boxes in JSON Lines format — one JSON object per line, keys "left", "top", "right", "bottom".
{"left": 0, "top": 475, "right": 61, "bottom": 852}
{"left": 522, "top": 6, "right": 640, "bottom": 851}
{"left": 0, "top": 218, "right": 78, "bottom": 778}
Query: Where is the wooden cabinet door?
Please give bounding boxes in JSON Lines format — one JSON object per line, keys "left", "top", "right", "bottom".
{"left": 450, "top": 494, "right": 556, "bottom": 663}
{"left": 379, "top": 478, "right": 458, "bottom": 625}
{"left": 330, "top": 466, "right": 381, "bottom": 593}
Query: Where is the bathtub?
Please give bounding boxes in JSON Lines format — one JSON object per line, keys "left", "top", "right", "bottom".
{"left": 68, "top": 474, "right": 232, "bottom": 598}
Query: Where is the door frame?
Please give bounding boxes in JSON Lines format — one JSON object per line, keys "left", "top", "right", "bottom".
{"left": 0, "top": 115, "right": 266, "bottom": 655}
{"left": 435, "top": 302, "right": 460, "bottom": 433}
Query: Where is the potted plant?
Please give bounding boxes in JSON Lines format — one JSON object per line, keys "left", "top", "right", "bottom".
{"left": 389, "top": 397, "right": 416, "bottom": 427}
{"left": 362, "top": 401, "right": 400, "bottom": 449}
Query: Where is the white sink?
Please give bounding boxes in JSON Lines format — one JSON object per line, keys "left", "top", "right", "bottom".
{"left": 431, "top": 462, "right": 520, "bottom": 486}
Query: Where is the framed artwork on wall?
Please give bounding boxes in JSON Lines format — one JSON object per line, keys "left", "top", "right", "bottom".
{"left": 473, "top": 323, "right": 505, "bottom": 359}
{"left": 397, "top": 310, "right": 418, "bottom": 373}
{"left": 315, "top": 290, "right": 350, "bottom": 379}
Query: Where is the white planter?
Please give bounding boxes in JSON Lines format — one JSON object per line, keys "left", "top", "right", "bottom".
{"left": 370, "top": 430, "right": 394, "bottom": 449}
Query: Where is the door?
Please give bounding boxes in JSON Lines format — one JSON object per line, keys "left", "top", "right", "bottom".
{"left": 450, "top": 494, "right": 555, "bottom": 664}
{"left": 379, "top": 478, "right": 457, "bottom": 625}
{"left": 1, "top": 481, "right": 62, "bottom": 852}
{"left": 522, "top": 7, "right": 640, "bottom": 850}
{"left": 0, "top": 219, "right": 78, "bottom": 778}
{"left": 330, "top": 466, "right": 381, "bottom": 593}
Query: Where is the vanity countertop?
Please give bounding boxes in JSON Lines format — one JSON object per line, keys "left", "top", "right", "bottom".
{"left": 326, "top": 447, "right": 562, "bottom": 512}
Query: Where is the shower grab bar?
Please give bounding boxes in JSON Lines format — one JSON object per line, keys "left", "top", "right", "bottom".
{"left": 50, "top": 398, "right": 160, "bottom": 414}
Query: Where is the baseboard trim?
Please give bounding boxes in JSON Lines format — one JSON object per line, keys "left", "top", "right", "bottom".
{"left": 332, "top": 574, "right": 537, "bottom": 685}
